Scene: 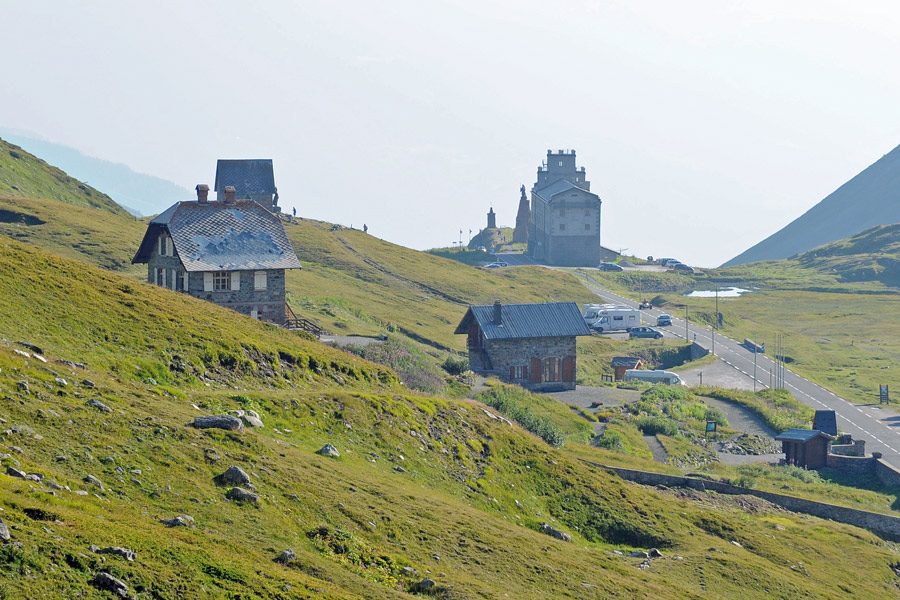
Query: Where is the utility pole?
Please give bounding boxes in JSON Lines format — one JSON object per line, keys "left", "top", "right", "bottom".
{"left": 712, "top": 286, "right": 718, "bottom": 355}
{"left": 753, "top": 335, "right": 758, "bottom": 392}
{"left": 684, "top": 306, "right": 689, "bottom": 341}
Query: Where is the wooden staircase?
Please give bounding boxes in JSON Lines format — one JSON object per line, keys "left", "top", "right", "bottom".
{"left": 282, "top": 304, "right": 326, "bottom": 337}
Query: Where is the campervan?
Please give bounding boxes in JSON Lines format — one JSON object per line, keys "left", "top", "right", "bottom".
{"left": 623, "top": 369, "right": 685, "bottom": 386}
{"left": 581, "top": 304, "right": 641, "bottom": 333}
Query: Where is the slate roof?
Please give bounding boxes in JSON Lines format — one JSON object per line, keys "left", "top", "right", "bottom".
{"left": 775, "top": 429, "right": 835, "bottom": 443}
{"left": 533, "top": 179, "right": 598, "bottom": 203}
{"left": 454, "top": 302, "right": 591, "bottom": 340}
{"left": 132, "top": 200, "right": 302, "bottom": 272}
{"left": 813, "top": 410, "right": 838, "bottom": 436}
{"left": 214, "top": 159, "right": 276, "bottom": 195}
{"left": 611, "top": 357, "right": 643, "bottom": 368}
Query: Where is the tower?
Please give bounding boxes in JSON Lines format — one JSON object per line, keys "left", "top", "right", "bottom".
{"left": 487, "top": 207, "right": 496, "bottom": 229}
{"left": 513, "top": 184, "right": 530, "bottom": 244}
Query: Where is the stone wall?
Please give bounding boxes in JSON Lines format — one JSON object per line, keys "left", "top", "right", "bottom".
{"left": 186, "top": 269, "right": 287, "bottom": 324}
{"left": 875, "top": 459, "right": 900, "bottom": 487}
{"left": 830, "top": 439, "right": 866, "bottom": 457}
{"left": 590, "top": 462, "right": 900, "bottom": 542}
{"left": 690, "top": 342, "right": 709, "bottom": 361}
{"left": 480, "top": 336, "right": 577, "bottom": 392}
{"left": 826, "top": 453, "right": 875, "bottom": 474}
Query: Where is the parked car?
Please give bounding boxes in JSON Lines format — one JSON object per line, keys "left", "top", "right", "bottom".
{"left": 483, "top": 262, "right": 504, "bottom": 269}
{"left": 597, "top": 262, "right": 624, "bottom": 272}
{"left": 639, "top": 300, "right": 652, "bottom": 310}
{"left": 629, "top": 326, "right": 663, "bottom": 339}
{"left": 656, "top": 314, "right": 672, "bottom": 326}
{"left": 671, "top": 263, "right": 695, "bottom": 273}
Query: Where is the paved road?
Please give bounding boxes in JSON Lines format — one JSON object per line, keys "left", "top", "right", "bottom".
{"left": 580, "top": 277, "right": 900, "bottom": 466}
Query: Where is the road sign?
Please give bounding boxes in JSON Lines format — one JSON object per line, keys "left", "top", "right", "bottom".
{"left": 881, "top": 385, "right": 890, "bottom": 404}
{"left": 706, "top": 421, "right": 717, "bottom": 433}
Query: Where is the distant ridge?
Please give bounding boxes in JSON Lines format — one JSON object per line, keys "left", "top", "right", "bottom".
{"left": 0, "top": 129, "right": 191, "bottom": 216}
{"left": 722, "top": 143, "right": 900, "bottom": 267}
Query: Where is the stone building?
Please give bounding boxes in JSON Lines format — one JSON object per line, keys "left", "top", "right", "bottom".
{"left": 527, "top": 149, "right": 602, "bottom": 266}
{"left": 776, "top": 429, "right": 835, "bottom": 469}
{"left": 513, "top": 185, "right": 530, "bottom": 244}
{"left": 214, "top": 159, "right": 280, "bottom": 213}
{"left": 487, "top": 207, "right": 496, "bottom": 229}
{"left": 132, "top": 184, "right": 302, "bottom": 324}
{"left": 454, "top": 301, "right": 591, "bottom": 392}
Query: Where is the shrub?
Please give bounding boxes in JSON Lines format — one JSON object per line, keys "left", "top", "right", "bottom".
{"left": 476, "top": 386, "right": 567, "bottom": 447}
{"left": 341, "top": 337, "right": 445, "bottom": 394}
{"left": 441, "top": 354, "right": 469, "bottom": 376}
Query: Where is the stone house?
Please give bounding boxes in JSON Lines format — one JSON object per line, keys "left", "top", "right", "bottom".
{"left": 214, "top": 159, "right": 280, "bottom": 213}
{"left": 454, "top": 301, "right": 591, "bottom": 392}
{"left": 132, "top": 184, "right": 302, "bottom": 324}
{"left": 527, "top": 149, "right": 603, "bottom": 266}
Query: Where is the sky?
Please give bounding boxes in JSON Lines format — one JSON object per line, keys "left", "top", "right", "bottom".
{"left": 3, "top": 0, "right": 900, "bottom": 267}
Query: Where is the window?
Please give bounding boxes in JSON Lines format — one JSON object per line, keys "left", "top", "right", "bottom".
{"left": 559, "top": 208, "right": 565, "bottom": 217}
{"left": 559, "top": 223, "right": 566, "bottom": 231}
{"left": 156, "top": 268, "right": 163, "bottom": 286}
{"left": 585, "top": 209, "right": 590, "bottom": 216}
{"left": 543, "top": 357, "right": 560, "bottom": 382}
{"left": 585, "top": 223, "right": 591, "bottom": 231}
{"left": 213, "top": 271, "right": 230, "bottom": 291}
{"left": 166, "top": 237, "right": 173, "bottom": 256}
{"left": 254, "top": 271, "right": 267, "bottom": 290}
{"left": 514, "top": 365, "right": 528, "bottom": 380}
{"left": 158, "top": 235, "right": 166, "bottom": 256}
{"left": 558, "top": 161, "right": 563, "bottom": 167}
{"left": 613, "top": 316, "right": 623, "bottom": 321}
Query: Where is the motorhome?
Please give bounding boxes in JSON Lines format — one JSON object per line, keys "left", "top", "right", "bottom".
{"left": 581, "top": 304, "right": 641, "bottom": 332}
{"left": 623, "top": 369, "right": 685, "bottom": 385}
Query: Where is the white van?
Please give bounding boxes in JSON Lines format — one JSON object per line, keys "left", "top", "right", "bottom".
{"left": 582, "top": 304, "right": 641, "bottom": 332}
{"left": 623, "top": 369, "right": 685, "bottom": 385}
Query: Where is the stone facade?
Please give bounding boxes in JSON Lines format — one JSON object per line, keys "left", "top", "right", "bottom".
{"left": 468, "top": 335, "right": 577, "bottom": 392}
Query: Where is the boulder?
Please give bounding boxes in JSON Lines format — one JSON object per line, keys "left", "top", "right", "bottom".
{"left": 91, "top": 572, "right": 129, "bottom": 598}
{"left": 316, "top": 443, "right": 340, "bottom": 457}
{"left": 274, "top": 548, "right": 296, "bottom": 564}
{"left": 213, "top": 466, "right": 252, "bottom": 487}
{"left": 0, "top": 519, "right": 9, "bottom": 541}
{"left": 95, "top": 546, "right": 136, "bottom": 562}
{"left": 160, "top": 516, "right": 189, "bottom": 528}
{"left": 629, "top": 550, "right": 650, "bottom": 559}
{"left": 190, "top": 415, "right": 244, "bottom": 431}
{"left": 226, "top": 487, "right": 259, "bottom": 504}
{"left": 240, "top": 410, "right": 264, "bottom": 428}
{"left": 87, "top": 398, "right": 112, "bottom": 413}
{"left": 83, "top": 474, "right": 104, "bottom": 490}
{"left": 415, "top": 578, "right": 436, "bottom": 593}
{"left": 16, "top": 381, "right": 28, "bottom": 393}
{"left": 648, "top": 548, "right": 663, "bottom": 558}
{"left": 540, "top": 523, "right": 572, "bottom": 542}
{"left": 82, "top": 379, "right": 96, "bottom": 389}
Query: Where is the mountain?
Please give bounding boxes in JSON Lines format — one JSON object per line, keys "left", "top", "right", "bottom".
{"left": 0, "top": 137, "right": 131, "bottom": 218}
{"left": 722, "top": 143, "right": 900, "bottom": 267}
{"left": 0, "top": 130, "right": 191, "bottom": 216}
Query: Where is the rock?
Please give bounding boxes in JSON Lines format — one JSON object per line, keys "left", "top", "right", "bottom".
{"left": 91, "top": 572, "right": 129, "bottom": 598}
{"left": 214, "top": 465, "right": 252, "bottom": 487}
{"left": 629, "top": 551, "right": 650, "bottom": 559}
{"left": 82, "top": 379, "right": 96, "bottom": 389}
{"left": 731, "top": 540, "right": 742, "bottom": 548}
{"left": 87, "top": 399, "right": 112, "bottom": 413}
{"left": 316, "top": 443, "right": 340, "bottom": 457}
{"left": 0, "top": 519, "right": 9, "bottom": 541}
{"left": 160, "top": 516, "right": 189, "bottom": 527}
{"left": 16, "top": 381, "right": 28, "bottom": 393}
{"left": 83, "top": 474, "right": 105, "bottom": 490}
{"left": 274, "top": 548, "right": 296, "bottom": 564}
{"left": 540, "top": 523, "right": 572, "bottom": 542}
{"left": 13, "top": 349, "right": 30, "bottom": 359}
{"left": 288, "top": 494, "right": 301, "bottom": 502}
{"left": 6, "top": 466, "right": 29, "bottom": 479}
{"left": 190, "top": 415, "right": 244, "bottom": 431}
{"left": 240, "top": 410, "right": 264, "bottom": 428}
{"left": 102, "top": 456, "right": 116, "bottom": 465}
{"left": 402, "top": 566, "right": 418, "bottom": 576}
{"left": 648, "top": 548, "right": 663, "bottom": 558}
{"left": 226, "top": 487, "right": 259, "bottom": 504}
{"left": 55, "top": 377, "right": 68, "bottom": 387}
{"left": 95, "top": 546, "right": 136, "bottom": 561}
{"left": 17, "top": 341, "right": 44, "bottom": 354}
{"left": 415, "top": 578, "right": 436, "bottom": 592}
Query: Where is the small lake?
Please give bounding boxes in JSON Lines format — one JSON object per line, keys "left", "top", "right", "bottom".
{"left": 684, "top": 287, "right": 750, "bottom": 298}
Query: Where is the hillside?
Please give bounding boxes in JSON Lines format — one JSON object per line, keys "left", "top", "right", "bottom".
{"left": 5, "top": 237, "right": 900, "bottom": 598}
{"left": 0, "top": 130, "right": 192, "bottom": 217}
{"left": 723, "top": 142, "right": 900, "bottom": 267}
{"left": 0, "top": 137, "right": 131, "bottom": 218}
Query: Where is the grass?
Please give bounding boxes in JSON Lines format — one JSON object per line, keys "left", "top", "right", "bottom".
{"left": 694, "top": 387, "right": 813, "bottom": 433}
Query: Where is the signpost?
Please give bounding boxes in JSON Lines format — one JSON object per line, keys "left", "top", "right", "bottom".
{"left": 880, "top": 384, "right": 890, "bottom": 405}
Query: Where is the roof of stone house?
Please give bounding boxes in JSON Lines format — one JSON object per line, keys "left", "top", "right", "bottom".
{"left": 532, "top": 179, "right": 598, "bottom": 203}
{"left": 132, "top": 199, "right": 302, "bottom": 272}
{"left": 214, "top": 159, "right": 276, "bottom": 195}
{"left": 611, "top": 356, "right": 643, "bottom": 368}
{"left": 775, "top": 428, "right": 835, "bottom": 443}
{"left": 813, "top": 410, "right": 838, "bottom": 436}
{"left": 454, "top": 301, "right": 591, "bottom": 340}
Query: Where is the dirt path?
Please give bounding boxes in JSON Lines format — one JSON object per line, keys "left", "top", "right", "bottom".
{"left": 643, "top": 435, "right": 668, "bottom": 463}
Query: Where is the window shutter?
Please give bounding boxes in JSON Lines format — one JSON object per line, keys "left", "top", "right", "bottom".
{"left": 166, "top": 238, "right": 173, "bottom": 256}
{"left": 562, "top": 356, "right": 575, "bottom": 382}
{"left": 254, "top": 271, "right": 267, "bottom": 290}
{"left": 183, "top": 271, "right": 189, "bottom": 292}
{"left": 203, "top": 272, "right": 213, "bottom": 292}
{"left": 509, "top": 367, "right": 515, "bottom": 381}
{"left": 158, "top": 235, "right": 165, "bottom": 256}
{"left": 530, "top": 358, "right": 542, "bottom": 383}
{"left": 231, "top": 272, "right": 240, "bottom": 291}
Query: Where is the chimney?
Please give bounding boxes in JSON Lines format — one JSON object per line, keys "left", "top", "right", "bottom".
{"left": 196, "top": 184, "right": 209, "bottom": 203}
{"left": 224, "top": 185, "right": 236, "bottom": 204}
{"left": 493, "top": 300, "right": 502, "bottom": 325}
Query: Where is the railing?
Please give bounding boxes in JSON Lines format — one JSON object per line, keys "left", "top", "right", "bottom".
{"left": 282, "top": 303, "right": 326, "bottom": 336}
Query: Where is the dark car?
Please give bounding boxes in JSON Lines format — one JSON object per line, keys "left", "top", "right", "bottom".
{"left": 629, "top": 326, "right": 663, "bottom": 339}
{"left": 671, "top": 262, "right": 695, "bottom": 273}
{"left": 657, "top": 314, "right": 672, "bottom": 326}
{"left": 597, "top": 262, "right": 624, "bottom": 272}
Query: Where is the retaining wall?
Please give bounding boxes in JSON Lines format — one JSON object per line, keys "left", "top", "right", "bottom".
{"left": 589, "top": 462, "right": 900, "bottom": 542}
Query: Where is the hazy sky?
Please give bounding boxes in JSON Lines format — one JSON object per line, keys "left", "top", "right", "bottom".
{"left": 4, "top": 1, "right": 900, "bottom": 267}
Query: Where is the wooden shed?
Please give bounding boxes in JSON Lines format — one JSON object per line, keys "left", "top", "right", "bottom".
{"left": 776, "top": 429, "right": 835, "bottom": 469}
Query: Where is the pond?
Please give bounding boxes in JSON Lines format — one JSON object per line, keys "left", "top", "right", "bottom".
{"left": 684, "top": 287, "right": 750, "bottom": 298}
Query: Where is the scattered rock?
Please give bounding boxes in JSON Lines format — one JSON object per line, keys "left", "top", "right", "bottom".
{"left": 540, "top": 523, "right": 572, "bottom": 542}
{"left": 226, "top": 487, "right": 259, "bottom": 504}
{"left": 91, "top": 572, "right": 129, "bottom": 598}
{"left": 240, "top": 410, "right": 264, "bottom": 428}
{"left": 16, "top": 381, "right": 28, "bottom": 393}
{"left": 731, "top": 540, "right": 742, "bottom": 548}
{"left": 6, "top": 466, "right": 29, "bottom": 479}
{"left": 55, "top": 377, "right": 68, "bottom": 387}
{"left": 160, "top": 516, "right": 189, "bottom": 527}
{"left": 17, "top": 341, "right": 44, "bottom": 354}
{"left": 274, "top": 548, "right": 296, "bottom": 564}
{"left": 415, "top": 578, "right": 436, "bottom": 593}
{"left": 84, "top": 474, "right": 104, "bottom": 490}
{"left": 214, "top": 466, "right": 252, "bottom": 487}
{"left": 402, "top": 566, "right": 418, "bottom": 576}
{"left": 95, "top": 546, "right": 136, "bottom": 561}
{"left": 87, "top": 399, "right": 112, "bottom": 413}
{"left": 648, "top": 548, "right": 663, "bottom": 558}
{"left": 0, "top": 519, "right": 9, "bottom": 541}
{"left": 629, "top": 551, "right": 650, "bottom": 559}
{"left": 13, "top": 349, "right": 30, "bottom": 358}
{"left": 288, "top": 494, "right": 301, "bottom": 502}
{"left": 189, "top": 415, "right": 244, "bottom": 431}
{"left": 82, "top": 379, "right": 96, "bottom": 389}
{"left": 317, "top": 443, "right": 340, "bottom": 457}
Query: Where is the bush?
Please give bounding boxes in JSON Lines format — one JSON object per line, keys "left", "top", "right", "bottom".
{"left": 595, "top": 429, "right": 625, "bottom": 451}
{"left": 441, "top": 354, "right": 469, "bottom": 376}
{"left": 476, "top": 386, "right": 567, "bottom": 447}
{"left": 634, "top": 415, "right": 679, "bottom": 437}
{"left": 340, "top": 337, "right": 446, "bottom": 394}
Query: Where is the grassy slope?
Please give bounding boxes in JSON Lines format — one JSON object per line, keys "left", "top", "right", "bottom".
{"left": 3, "top": 237, "right": 900, "bottom": 598}
{"left": 0, "top": 138, "right": 131, "bottom": 218}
